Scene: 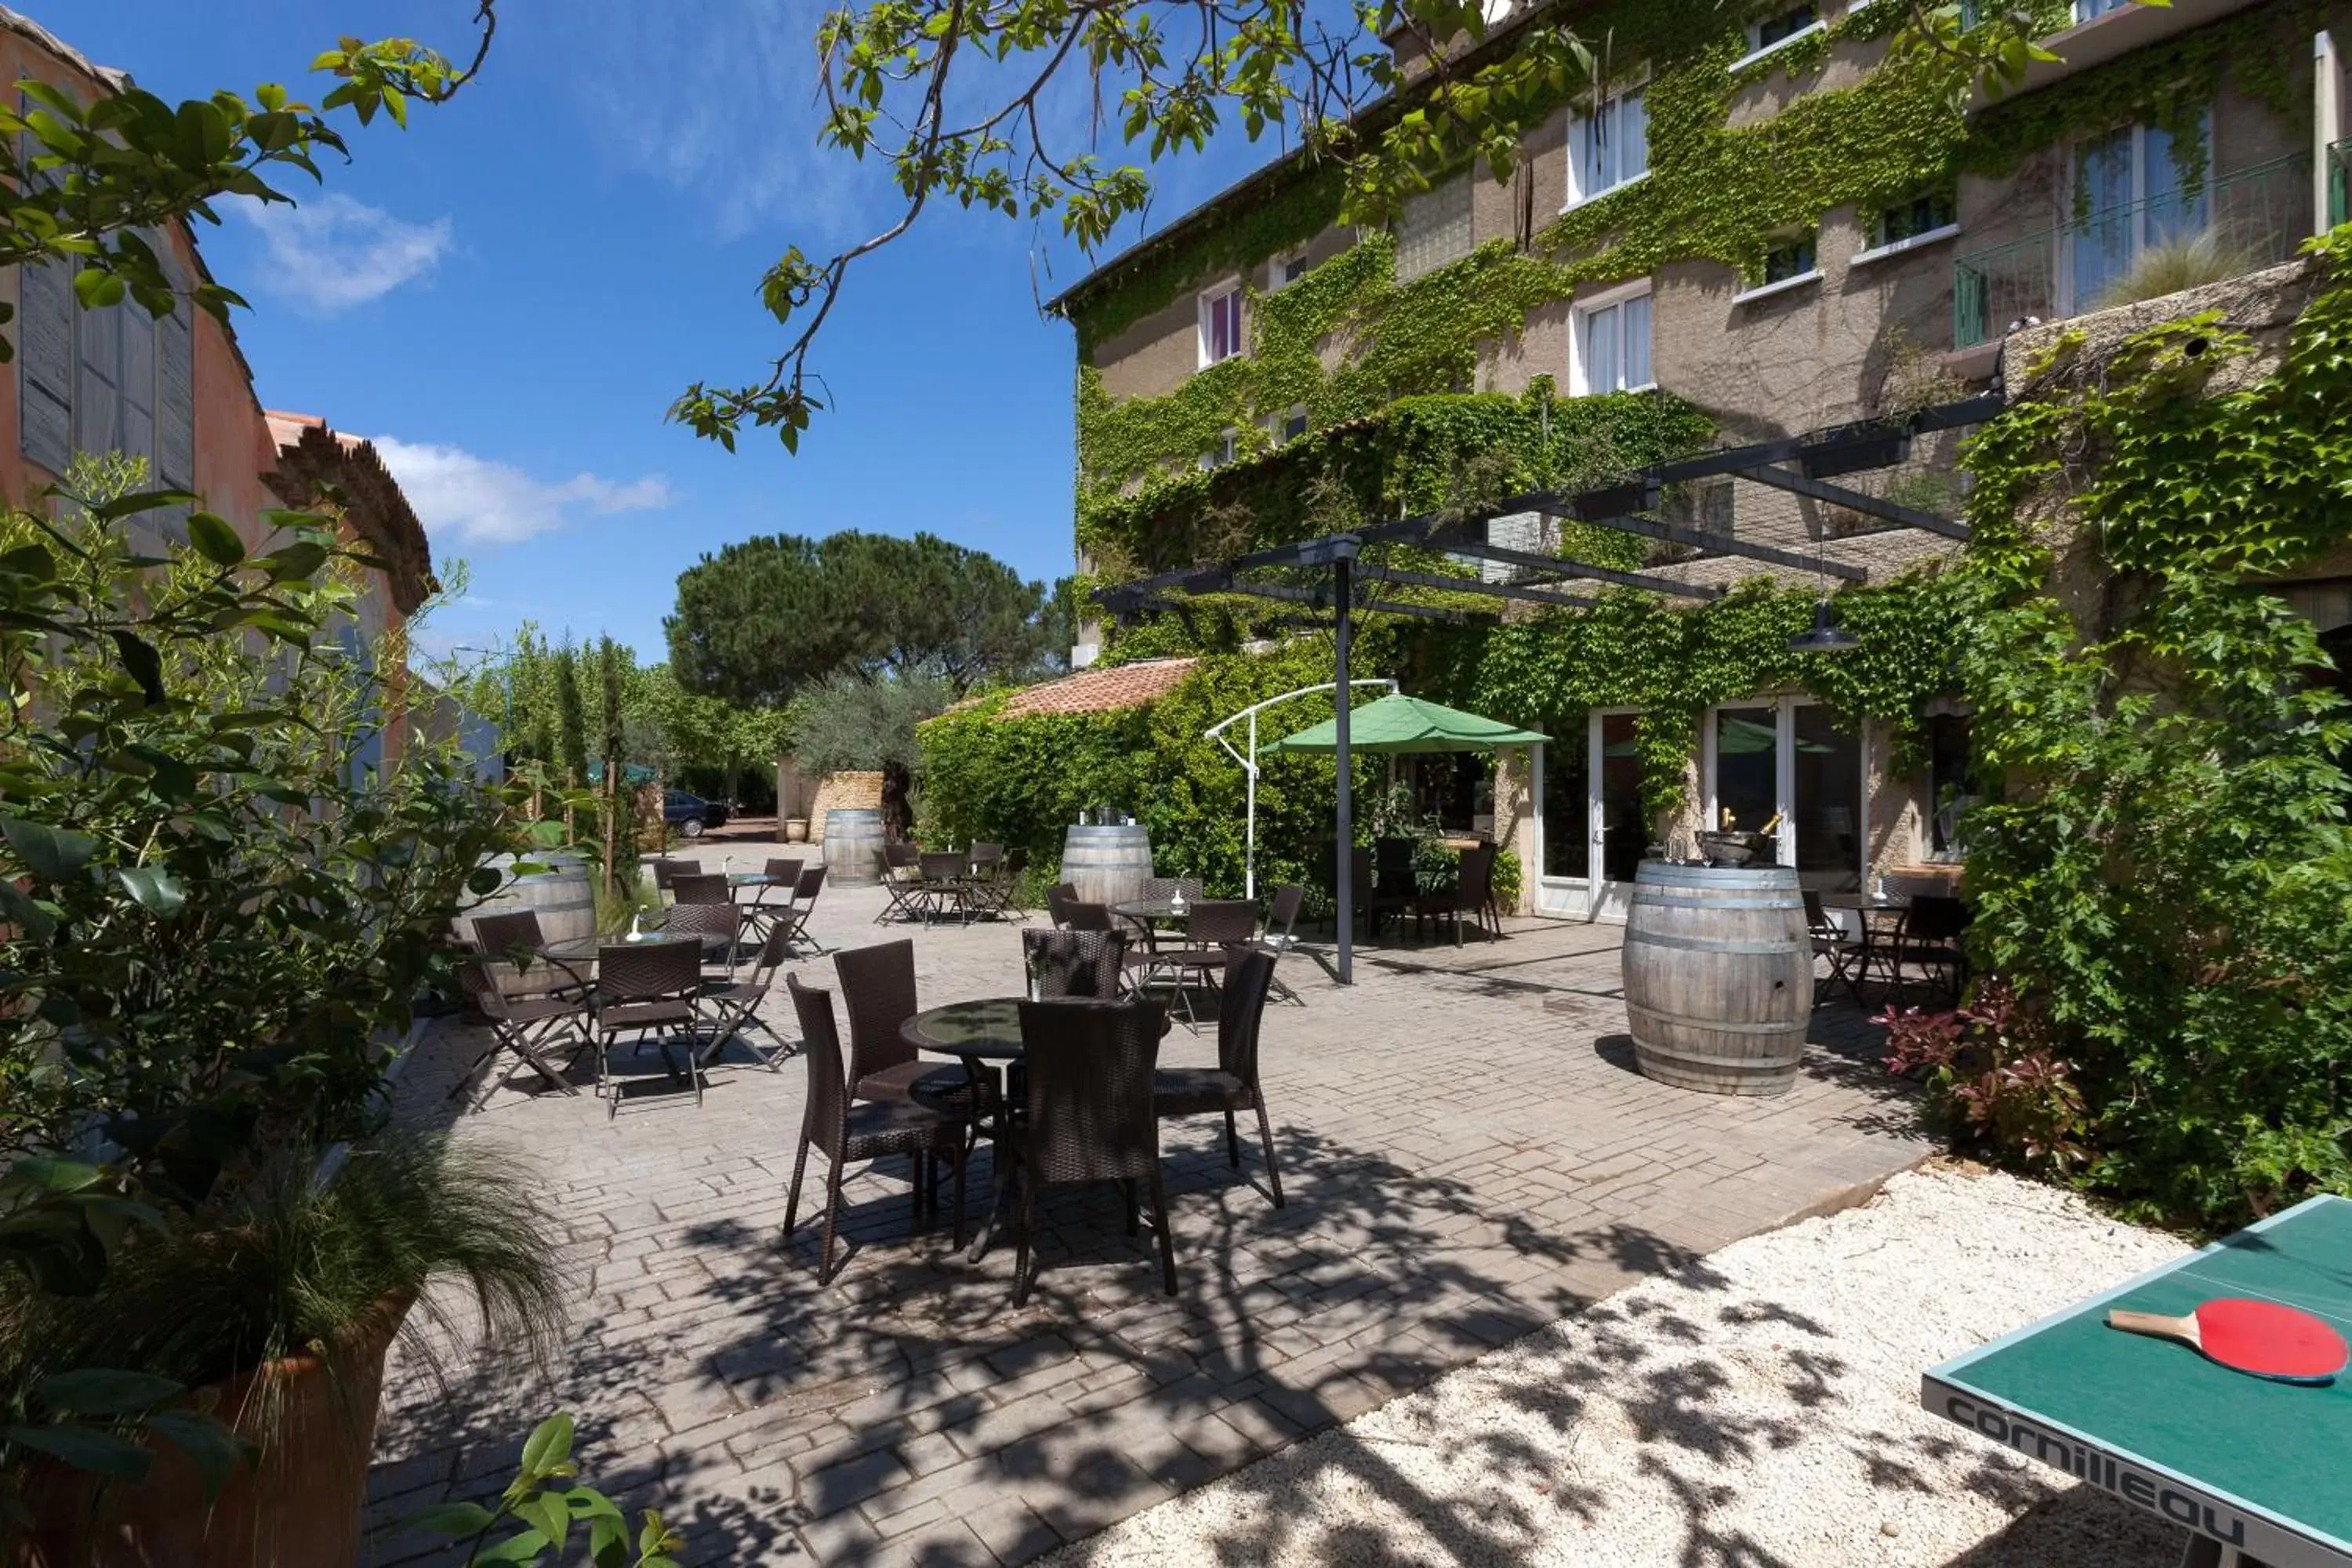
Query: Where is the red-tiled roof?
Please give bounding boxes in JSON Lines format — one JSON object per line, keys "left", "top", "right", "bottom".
{"left": 263, "top": 411, "right": 437, "bottom": 615}
{"left": 995, "top": 657, "right": 1199, "bottom": 718}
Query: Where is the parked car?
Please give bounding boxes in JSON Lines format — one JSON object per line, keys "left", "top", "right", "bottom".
{"left": 664, "top": 789, "right": 728, "bottom": 838}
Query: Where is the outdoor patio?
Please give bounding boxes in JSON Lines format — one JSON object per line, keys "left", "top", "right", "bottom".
{"left": 362, "top": 847, "right": 1930, "bottom": 1567}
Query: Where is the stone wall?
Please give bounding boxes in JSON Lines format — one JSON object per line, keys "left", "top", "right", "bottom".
{"left": 806, "top": 771, "right": 885, "bottom": 844}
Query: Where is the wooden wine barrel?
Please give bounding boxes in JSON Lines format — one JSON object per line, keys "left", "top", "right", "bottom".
{"left": 454, "top": 852, "right": 595, "bottom": 948}
{"left": 1062, "top": 823, "right": 1152, "bottom": 908}
{"left": 822, "top": 808, "right": 885, "bottom": 887}
{"left": 1621, "top": 860, "right": 1811, "bottom": 1097}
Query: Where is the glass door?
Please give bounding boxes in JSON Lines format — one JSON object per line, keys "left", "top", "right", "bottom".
{"left": 1705, "top": 699, "right": 1865, "bottom": 889}
{"left": 1534, "top": 710, "right": 1643, "bottom": 920}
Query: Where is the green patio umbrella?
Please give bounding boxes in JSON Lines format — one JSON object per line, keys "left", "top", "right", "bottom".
{"left": 1269, "top": 693, "right": 1548, "bottom": 754}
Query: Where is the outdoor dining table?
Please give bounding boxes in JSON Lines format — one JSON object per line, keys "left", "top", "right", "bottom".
{"left": 902, "top": 996, "right": 1173, "bottom": 1261}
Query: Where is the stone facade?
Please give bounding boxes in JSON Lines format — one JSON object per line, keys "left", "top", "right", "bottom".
{"left": 1061, "top": 0, "right": 2350, "bottom": 918}
{"left": 808, "top": 771, "right": 886, "bottom": 844}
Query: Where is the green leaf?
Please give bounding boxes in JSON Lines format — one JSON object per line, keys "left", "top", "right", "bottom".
{"left": 397, "top": 1499, "right": 498, "bottom": 1537}
{"left": 117, "top": 866, "right": 187, "bottom": 917}
{"left": 4, "top": 1423, "right": 153, "bottom": 1479}
{"left": 3, "top": 1157, "right": 105, "bottom": 1194}
{"left": 519, "top": 1413, "right": 574, "bottom": 1478}
{"left": 38, "top": 1369, "right": 182, "bottom": 1415}
{"left": 466, "top": 866, "right": 504, "bottom": 896}
{"left": 186, "top": 512, "right": 245, "bottom": 567}
{"left": 471, "top": 1527, "right": 554, "bottom": 1565}
{"left": 516, "top": 1494, "right": 570, "bottom": 1558}
{"left": 0, "top": 880, "right": 56, "bottom": 941}
{"left": 144, "top": 1410, "right": 245, "bottom": 1501}
{"left": 108, "top": 630, "right": 168, "bottom": 706}
{"left": 1, "top": 818, "right": 100, "bottom": 882}
{"left": 72, "top": 268, "right": 126, "bottom": 309}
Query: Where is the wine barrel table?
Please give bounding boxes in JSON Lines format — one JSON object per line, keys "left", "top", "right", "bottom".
{"left": 822, "top": 808, "right": 885, "bottom": 887}
{"left": 1062, "top": 822, "right": 1152, "bottom": 909}
{"left": 455, "top": 851, "right": 595, "bottom": 948}
{"left": 1621, "top": 859, "right": 1811, "bottom": 1096}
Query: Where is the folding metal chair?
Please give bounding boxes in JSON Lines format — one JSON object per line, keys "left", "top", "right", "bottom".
{"left": 450, "top": 960, "right": 592, "bottom": 1108}
{"left": 699, "top": 922, "right": 796, "bottom": 1069}
{"left": 776, "top": 864, "right": 831, "bottom": 956}
{"left": 877, "top": 841, "right": 926, "bottom": 924}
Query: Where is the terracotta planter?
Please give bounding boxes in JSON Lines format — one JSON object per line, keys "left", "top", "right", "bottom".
{"left": 27, "top": 1292, "right": 412, "bottom": 1568}
{"left": 783, "top": 818, "right": 809, "bottom": 844}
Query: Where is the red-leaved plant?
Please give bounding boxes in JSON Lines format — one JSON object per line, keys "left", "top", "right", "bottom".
{"left": 1882, "top": 981, "right": 2090, "bottom": 1176}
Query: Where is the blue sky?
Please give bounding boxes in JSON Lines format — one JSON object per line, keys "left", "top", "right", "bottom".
{"left": 56, "top": 2, "right": 1278, "bottom": 664}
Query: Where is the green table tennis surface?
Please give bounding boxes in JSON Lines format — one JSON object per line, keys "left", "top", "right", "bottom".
{"left": 1928, "top": 1193, "right": 2352, "bottom": 1558}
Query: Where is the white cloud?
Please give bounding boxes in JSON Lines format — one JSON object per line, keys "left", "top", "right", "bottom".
{"left": 238, "top": 193, "right": 452, "bottom": 314}
{"left": 370, "top": 436, "right": 672, "bottom": 547}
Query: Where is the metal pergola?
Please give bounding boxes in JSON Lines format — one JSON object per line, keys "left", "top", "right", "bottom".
{"left": 1094, "top": 394, "right": 2003, "bottom": 983}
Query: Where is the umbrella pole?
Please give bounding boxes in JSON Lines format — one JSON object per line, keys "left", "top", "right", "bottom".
{"left": 1334, "top": 554, "right": 1354, "bottom": 986}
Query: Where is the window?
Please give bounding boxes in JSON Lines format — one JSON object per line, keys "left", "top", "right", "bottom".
{"left": 1671, "top": 479, "right": 1734, "bottom": 539}
{"left": 1199, "top": 285, "right": 1244, "bottom": 366}
{"left": 1568, "top": 77, "right": 1649, "bottom": 207}
{"left": 2074, "top": 0, "right": 2132, "bottom": 20}
{"left": 1273, "top": 253, "right": 1311, "bottom": 289}
{"left": 1394, "top": 174, "right": 1472, "bottom": 282}
{"left": 1874, "top": 188, "right": 1958, "bottom": 249}
{"left": 1571, "top": 281, "right": 1653, "bottom": 395}
{"left": 17, "top": 97, "right": 194, "bottom": 517}
{"left": 1199, "top": 427, "right": 1240, "bottom": 470}
{"left": 2068, "top": 114, "right": 2211, "bottom": 310}
{"left": 1281, "top": 406, "right": 1308, "bottom": 441}
{"left": 1759, "top": 230, "right": 1818, "bottom": 285}
{"left": 1741, "top": 4, "right": 1822, "bottom": 62}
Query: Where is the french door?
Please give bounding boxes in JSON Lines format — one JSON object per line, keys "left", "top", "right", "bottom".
{"left": 1534, "top": 709, "right": 1643, "bottom": 920}
{"left": 1702, "top": 698, "right": 1866, "bottom": 891}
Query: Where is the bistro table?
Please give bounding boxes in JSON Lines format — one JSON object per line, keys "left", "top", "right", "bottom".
{"left": 1814, "top": 890, "right": 1910, "bottom": 995}
{"left": 902, "top": 996, "right": 1172, "bottom": 1260}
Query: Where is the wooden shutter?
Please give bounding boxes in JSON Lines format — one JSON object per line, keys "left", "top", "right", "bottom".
{"left": 74, "top": 285, "right": 120, "bottom": 459}
{"left": 155, "top": 295, "right": 193, "bottom": 491}
{"left": 17, "top": 94, "right": 72, "bottom": 473}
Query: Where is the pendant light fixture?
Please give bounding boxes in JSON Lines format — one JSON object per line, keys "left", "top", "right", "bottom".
{"left": 1788, "top": 507, "right": 1860, "bottom": 654}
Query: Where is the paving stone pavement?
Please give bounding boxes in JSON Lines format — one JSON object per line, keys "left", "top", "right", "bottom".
{"left": 362, "top": 847, "right": 1929, "bottom": 1566}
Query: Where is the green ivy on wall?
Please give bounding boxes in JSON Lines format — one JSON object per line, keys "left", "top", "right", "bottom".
{"left": 1918, "top": 232, "right": 2352, "bottom": 1229}
{"left": 1454, "top": 575, "right": 1961, "bottom": 823}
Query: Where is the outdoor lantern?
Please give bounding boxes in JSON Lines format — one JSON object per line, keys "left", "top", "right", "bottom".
{"left": 1788, "top": 597, "right": 1860, "bottom": 654}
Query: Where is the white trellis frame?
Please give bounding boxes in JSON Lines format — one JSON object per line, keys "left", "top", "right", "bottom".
{"left": 1207, "top": 678, "right": 1399, "bottom": 898}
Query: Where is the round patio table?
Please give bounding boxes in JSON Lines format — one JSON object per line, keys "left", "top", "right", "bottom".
{"left": 1109, "top": 898, "right": 1193, "bottom": 923}
{"left": 902, "top": 996, "right": 1030, "bottom": 1062}
{"left": 540, "top": 929, "right": 720, "bottom": 964}
{"left": 725, "top": 872, "right": 793, "bottom": 888}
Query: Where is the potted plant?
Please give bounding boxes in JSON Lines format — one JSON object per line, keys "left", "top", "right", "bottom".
{"left": 784, "top": 817, "right": 809, "bottom": 844}
{"left": 7, "top": 1135, "right": 565, "bottom": 1568}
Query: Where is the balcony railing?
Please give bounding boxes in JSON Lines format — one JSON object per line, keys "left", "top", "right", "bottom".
{"left": 1953, "top": 153, "right": 2311, "bottom": 349}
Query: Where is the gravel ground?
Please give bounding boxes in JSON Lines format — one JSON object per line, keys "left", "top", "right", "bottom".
{"left": 1051, "top": 1163, "right": 2195, "bottom": 1568}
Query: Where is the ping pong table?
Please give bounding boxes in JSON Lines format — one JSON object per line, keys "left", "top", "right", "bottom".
{"left": 1923, "top": 1192, "right": 2351, "bottom": 1568}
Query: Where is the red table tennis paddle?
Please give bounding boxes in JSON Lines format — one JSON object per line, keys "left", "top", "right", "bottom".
{"left": 2107, "top": 1298, "right": 2348, "bottom": 1384}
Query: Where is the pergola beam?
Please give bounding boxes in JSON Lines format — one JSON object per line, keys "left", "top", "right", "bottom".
{"left": 1440, "top": 538, "right": 1724, "bottom": 600}
{"left": 1357, "top": 563, "right": 1602, "bottom": 610}
{"left": 1554, "top": 510, "right": 1870, "bottom": 582}
{"left": 1736, "top": 466, "right": 1971, "bottom": 541}
{"left": 1214, "top": 579, "right": 1486, "bottom": 623}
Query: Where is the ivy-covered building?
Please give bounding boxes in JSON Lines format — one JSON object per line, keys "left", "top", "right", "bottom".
{"left": 1044, "top": 0, "right": 2352, "bottom": 919}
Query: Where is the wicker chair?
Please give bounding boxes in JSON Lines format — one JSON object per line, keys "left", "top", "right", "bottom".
{"left": 593, "top": 938, "right": 706, "bottom": 1119}
{"left": 1021, "top": 927, "right": 1128, "bottom": 1000}
{"left": 670, "top": 873, "right": 729, "bottom": 907}
{"left": 782, "top": 975, "right": 965, "bottom": 1283}
{"left": 1414, "top": 844, "right": 1500, "bottom": 946}
{"left": 1134, "top": 898, "right": 1258, "bottom": 1029}
{"left": 1062, "top": 900, "right": 1115, "bottom": 934}
{"left": 741, "top": 857, "right": 804, "bottom": 944}
{"left": 776, "top": 864, "right": 830, "bottom": 955}
{"left": 659, "top": 900, "right": 742, "bottom": 981}
{"left": 917, "top": 851, "right": 971, "bottom": 927}
{"left": 1258, "top": 884, "right": 1308, "bottom": 1006}
{"left": 1045, "top": 882, "right": 1081, "bottom": 928}
{"left": 996, "top": 848, "right": 1034, "bottom": 920}
{"left": 647, "top": 857, "right": 696, "bottom": 904}
{"left": 699, "top": 921, "right": 796, "bottom": 1069}
{"left": 831, "top": 939, "right": 982, "bottom": 1116}
{"left": 878, "top": 841, "right": 925, "bottom": 924}
{"left": 450, "top": 959, "right": 591, "bottom": 1107}
{"left": 1802, "top": 890, "right": 1865, "bottom": 1008}
{"left": 1011, "top": 997, "right": 1176, "bottom": 1304}
{"left": 1882, "top": 894, "right": 1969, "bottom": 1007}
{"left": 1154, "top": 948, "right": 1283, "bottom": 1207}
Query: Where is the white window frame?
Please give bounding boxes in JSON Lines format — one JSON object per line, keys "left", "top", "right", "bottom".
{"left": 2074, "top": 0, "right": 2132, "bottom": 21}
{"left": 2058, "top": 113, "right": 2213, "bottom": 317}
{"left": 1700, "top": 695, "right": 1869, "bottom": 892}
{"left": 1530, "top": 706, "right": 1644, "bottom": 923}
{"left": 1850, "top": 223, "right": 1962, "bottom": 267}
{"left": 1198, "top": 426, "right": 1240, "bottom": 470}
{"left": 1568, "top": 278, "right": 1655, "bottom": 397}
{"left": 1270, "top": 252, "right": 1312, "bottom": 290}
{"left": 1198, "top": 281, "right": 1245, "bottom": 368}
{"left": 1734, "top": 230, "right": 1823, "bottom": 304}
{"left": 1563, "top": 71, "right": 1650, "bottom": 212}
{"left": 1732, "top": 6, "right": 1827, "bottom": 72}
